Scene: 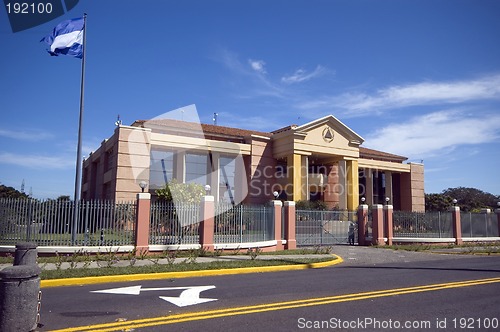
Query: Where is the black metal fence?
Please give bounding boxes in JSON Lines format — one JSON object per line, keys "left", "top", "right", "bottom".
{"left": 149, "top": 201, "right": 200, "bottom": 245}
{"left": 393, "top": 211, "right": 453, "bottom": 238}
{"left": 461, "top": 212, "right": 499, "bottom": 238}
{"left": 296, "top": 210, "right": 358, "bottom": 245}
{"left": 0, "top": 198, "right": 136, "bottom": 246}
{"left": 214, "top": 203, "right": 274, "bottom": 244}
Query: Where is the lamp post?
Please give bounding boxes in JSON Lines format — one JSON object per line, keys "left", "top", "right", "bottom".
{"left": 385, "top": 197, "right": 390, "bottom": 205}
{"left": 204, "top": 184, "right": 211, "bottom": 195}
{"left": 452, "top": 199, "right": 458, "bottom": 207}
{"left": 273, "top": 191, "right": 279, "bottom": 200}
{"left": 360, "top": 197, "right": 366, "bottom": 204}
{"left": 139, "top": 181, "right": 147, "bottom": 193}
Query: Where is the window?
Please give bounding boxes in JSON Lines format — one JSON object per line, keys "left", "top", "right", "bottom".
{"left": 185, "top": 153, "right": 208, "bottom": 185}
{"left": 219, "top": 156, "right": 236, "bottom": 203}
{"left": 150, "top": 149, "right": 174, "bottom": 189}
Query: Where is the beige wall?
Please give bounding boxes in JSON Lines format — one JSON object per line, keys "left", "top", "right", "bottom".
{"left": 400, "top": 163, "right": 425, "bottom": 212}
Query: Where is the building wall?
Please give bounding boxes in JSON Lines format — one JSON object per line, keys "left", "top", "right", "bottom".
{"left": 400, "top": 163, "right": 425, "bottom": 212}
{"left": 82, "top": 118, "right": 425, "bottom": 211}
{"left": 244, "top": 135, "right": 277, "bottom": 205}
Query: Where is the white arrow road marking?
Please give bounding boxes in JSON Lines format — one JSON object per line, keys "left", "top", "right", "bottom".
{"left": 159, "top": 286, "right": 217, "bottom": 307}
{"left": 91, "top": 285, "right": 217, "bottom": 307}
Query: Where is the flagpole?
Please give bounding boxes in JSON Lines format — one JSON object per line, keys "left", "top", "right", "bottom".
{"left": 72, "top": 13, "right": 87, "bottom": 245}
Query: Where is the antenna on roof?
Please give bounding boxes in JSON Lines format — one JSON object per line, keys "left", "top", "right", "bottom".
{"left": 213, "top": 112, "right": 218, "bottom": 126}
{"left": 115, "top": 114, "right": 122, "bottom": 127}
{"left": 21, "top": 179, "right": 25, "bottom": 193}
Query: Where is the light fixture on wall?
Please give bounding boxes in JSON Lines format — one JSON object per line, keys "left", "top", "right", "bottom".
{"left": 204, "top": 184, "right": 211, "bottom": 195}
{"left": 139, "top": 181, "right": 147, "bottom": 193}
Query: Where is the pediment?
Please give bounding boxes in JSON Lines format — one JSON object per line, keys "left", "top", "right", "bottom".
{"left": 295, "top": 115, "right": 364, "bottom": 146}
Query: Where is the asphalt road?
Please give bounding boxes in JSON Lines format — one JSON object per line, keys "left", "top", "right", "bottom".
{"left": 37, "top": 247, "right": 500, "bottom": 331}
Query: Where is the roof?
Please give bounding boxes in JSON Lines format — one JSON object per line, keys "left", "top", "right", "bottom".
{"left": 133, "top": 118, "right": 407, "bottom": 163}
{"left": 359, "top": 147, "right": 408, "bottom": 163}
{"left": 133, "top": 119, "right": 272, "bottom": 139}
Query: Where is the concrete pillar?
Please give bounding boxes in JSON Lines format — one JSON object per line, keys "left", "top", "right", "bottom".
{"left": 283, "top": 201, "right": 296, "bottom": 250}
{"left": 365, "top": 169, "right": 374, "bottom": 206}
{"left": 384, "top": 205, "right": 393, "bottom": 246}
{"left": 272, "top": 201, "right": 284, "bottom": 251}
{"left": 287, "top": 154, "right": 307, "bottom": 201}
{"left": 14, "top": 242, "right": 37, "bottom": 266}
{"left": 199, "top": 196, "right": 215, "bottom": 251}
{"left": 371, "top": 205, "right": 384, "bottom": 245}
{"left": 135, "top": 193, "right": 151, "bottom": 253}
{"left": 385, "top": 171, "right": 393, "bottom": 204}
{"left": 0, "top": 265, "right": 41, "bottom": 332}
{"left": 175, "top": 151, "right": 185, "bottom": 182}
{"left": 357, "top": 204, "right": 369, "bottom": 246}
{"left": 345, "top": 160, "right": 359, "bottom": 211}
{"left": 450, "top": 206, "right": 462, "bottom": 245}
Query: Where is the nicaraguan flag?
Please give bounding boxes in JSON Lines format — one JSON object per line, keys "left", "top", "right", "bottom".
{"left": 41, "top": 17, "right": 84, "bottom": 58}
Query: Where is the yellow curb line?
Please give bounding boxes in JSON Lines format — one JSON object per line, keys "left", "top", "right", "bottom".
{"left": 40, "top": 254, "right": 343, "bottom": 288}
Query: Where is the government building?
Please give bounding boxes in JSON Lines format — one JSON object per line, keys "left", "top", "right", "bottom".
{"left": 81, "top": 115, "right": 424, "bottom": 211}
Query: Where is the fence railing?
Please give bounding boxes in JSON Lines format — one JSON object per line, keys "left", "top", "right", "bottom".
{"left": 0, "top": 198, "right": 136, "bottom": 246}
{"left": 214, "top": 203, "right": 274, "bottom": 244}
{"left": 296, "top": 210, "right": 357, "bottom": 245}
{"left": 461, "top": 212, "right": 499, "bottom": 238}
{"left": 393, "top": 211, "right": 453, "bottom": 238}
{"left": 149, "top": 202, "right": 200, "bottom": 245}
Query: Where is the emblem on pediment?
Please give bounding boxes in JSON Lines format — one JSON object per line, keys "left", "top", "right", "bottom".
{"left": 322, "top": 127, "right": 334, "bottom": 143}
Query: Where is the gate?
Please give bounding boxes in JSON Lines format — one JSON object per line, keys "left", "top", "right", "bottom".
{"left": 295, "top": 210, "right": 358, "bottom": 246}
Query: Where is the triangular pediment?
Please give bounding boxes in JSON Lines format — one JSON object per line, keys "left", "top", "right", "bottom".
{"left": 271, "top": 115, "right": 364, "bottom": 159}
{"left": 295, "top": 115, "right": 364, "bottom": 145}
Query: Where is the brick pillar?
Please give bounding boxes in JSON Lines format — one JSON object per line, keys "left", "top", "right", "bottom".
{"left": 199, "top": 196, "right": 215, "bottom": 252}
{"left": 496, "top": 209, "right": 500, "bottom": 237}
{"left": 384, "top": 205, "right": 393, "bottom": 246}
{"left": 451, "top": 206, "right": 462, "bottom": 245}
{"left": 371, "top": 204, "right": 384, "bottom": 245}
{"left": 357, "top": 204, "right": 368, "bottom": 246}
{"left": 284, "top": 201, "right": 296, "bottom": 250}
{"left": 135, "top": 193, "right": 151, "bottom": 253}
{"left": 272, "top": 200, "right": 284, "bottom": 251}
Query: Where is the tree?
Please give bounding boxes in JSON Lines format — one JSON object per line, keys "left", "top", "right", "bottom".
{"left": 425, "top": 193, "right": 453, "bottom": 212}
{"left": 155, "top": 179, "right": 205, "bottom": 204}
{"left": 0, "top": 184, "right": 29, "bottom": 199}
{"left": 426, "top": 187, "right": 499, "bottom": 212}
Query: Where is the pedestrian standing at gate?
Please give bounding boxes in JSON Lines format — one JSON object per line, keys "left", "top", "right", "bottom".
{"left": 348, "top": 222, "right": 355, "bottom": 245}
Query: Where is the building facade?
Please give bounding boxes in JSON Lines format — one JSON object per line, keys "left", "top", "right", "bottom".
{"left": 81, "top": 115, "right": 425, "bottom": 211}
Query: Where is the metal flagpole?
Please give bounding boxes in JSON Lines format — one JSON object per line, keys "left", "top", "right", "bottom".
{"left": 72, "top": 13, "right": 87, "bottom": 245}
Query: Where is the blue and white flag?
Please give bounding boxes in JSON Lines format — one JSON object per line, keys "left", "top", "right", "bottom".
{"left": 41, "top": 17, "right": 84, "bottom": 58}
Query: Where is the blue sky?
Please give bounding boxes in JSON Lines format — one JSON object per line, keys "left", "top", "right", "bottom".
{"left": 1, "top": 0, "right": 499, "bottom": 199}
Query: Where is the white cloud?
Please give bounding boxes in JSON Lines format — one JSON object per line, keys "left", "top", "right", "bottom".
{"left": 281, "top": 65, "right": 327, "bottom": 84}
{"left": 364, "top": 110, "right": 500, "bottom": 159}
{"left": 0, "top": 152, "right": 74, "bottom": 169}
{"left": 248, "top": 59, "right": 266, "bottom": 74}
{"left": 297, "top": 74, "right": 500, "bottom": 116}
{"left": 0, "top": 128, "right": 53, "bottom": 141}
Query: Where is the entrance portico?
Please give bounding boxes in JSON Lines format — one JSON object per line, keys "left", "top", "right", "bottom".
{"left": 272, "top": 116, "right": 364, "bottom": 211}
